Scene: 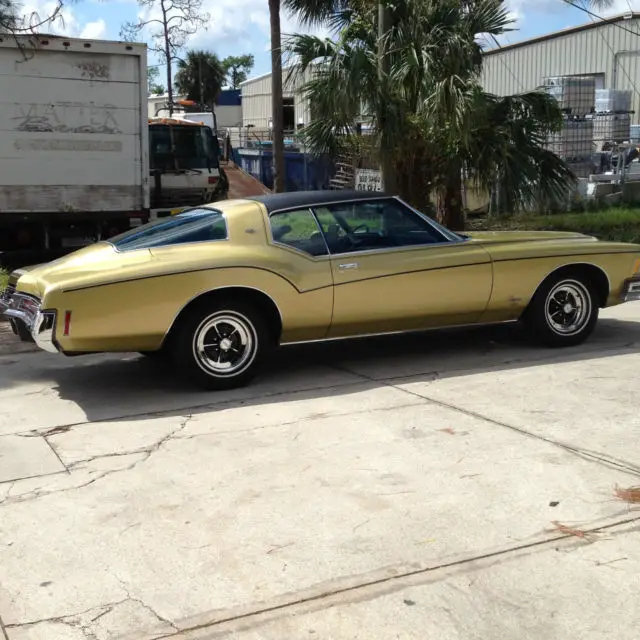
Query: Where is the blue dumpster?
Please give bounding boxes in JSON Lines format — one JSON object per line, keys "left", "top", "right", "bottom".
{"left": 236, "top": 148, "right": 334, "bottom": 192}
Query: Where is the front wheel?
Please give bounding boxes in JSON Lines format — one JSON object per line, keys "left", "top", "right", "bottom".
{"left": 522, "top": 274, "right": 599, "bottom": 347}
{"left": 170, "top": 300, "right": 270, "bottom": 390}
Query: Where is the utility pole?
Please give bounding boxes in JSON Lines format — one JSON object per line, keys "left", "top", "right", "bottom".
{"left": 269, "top": 0, "right": 286, "bottom": 192}
{"left": 160, "top": 0, "right": 173, "bottom": 117}
{"left": 377, "top": 1, "right": 396, "bottom": 194}
{"left": 199, "top": 56, "right": 204, "bottom": 109}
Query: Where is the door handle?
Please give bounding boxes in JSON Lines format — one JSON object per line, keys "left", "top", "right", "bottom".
{"left": 338, "top": 262, "right": 359, "bottom": 270}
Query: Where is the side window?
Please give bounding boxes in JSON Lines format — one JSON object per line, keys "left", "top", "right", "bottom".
{"left": 110, "top": 209, "right": 227, "bottom": 251}
{"left": 269, "top": 209, "right": 327, "bottom": 257}
{"left": 313, "top": 199, "right": 445, "bottom": 254}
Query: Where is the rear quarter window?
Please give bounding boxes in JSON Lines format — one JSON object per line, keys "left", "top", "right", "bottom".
{"left": 109, "top": 209, "right": 227, "bottom": 251}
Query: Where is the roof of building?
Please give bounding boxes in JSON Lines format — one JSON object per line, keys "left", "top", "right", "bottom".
{"left": 147, "top": 89, "right": 238, "bottom": 105}
{"left": 240, "top": 66, "right": 294, "bottom": 86}
{"left": 246, "top": 190, "right": 392, "bottom": 212}
{"left": 484, "top": 11, "right": 640, "bottom": 56}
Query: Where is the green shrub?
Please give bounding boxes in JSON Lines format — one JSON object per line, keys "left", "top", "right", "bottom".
{"left": 474, "top": 207, "right": 640, "bottom": 244}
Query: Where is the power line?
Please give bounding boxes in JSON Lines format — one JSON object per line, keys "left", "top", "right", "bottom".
{"left": 563, "top": 0, "right": 640, "bottom": 37}
{"left": 488, "top": 33, "right": 525, "bottom": 92}
{"left": 575, "top": 0, "right": 640, "bottom": 95}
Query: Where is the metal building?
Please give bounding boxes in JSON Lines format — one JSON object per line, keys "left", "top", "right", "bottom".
{"left": 481, "top": 12, "right": 640, "bottom": 122}
{"left": 240, "top": 66, "right": 313, "bottom": 130}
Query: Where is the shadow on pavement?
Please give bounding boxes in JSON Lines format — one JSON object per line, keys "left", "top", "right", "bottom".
{"left": 1, "top": 318, "right": 639, "bottom": 426}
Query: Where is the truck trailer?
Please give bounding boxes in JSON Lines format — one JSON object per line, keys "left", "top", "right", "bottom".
{"left": 0, "top": 35, "right": 227, "bottom": 268}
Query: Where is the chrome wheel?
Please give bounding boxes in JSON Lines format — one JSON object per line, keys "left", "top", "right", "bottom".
{"left": 544, "top": 279, "right": 591, "bottom": 336}
{"left": 192, "top": 312, "right": 257, "bottom": 377}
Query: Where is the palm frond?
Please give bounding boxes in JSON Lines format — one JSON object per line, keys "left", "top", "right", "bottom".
{"left": 284, "top": 0, "right": 575, "bottom": 223}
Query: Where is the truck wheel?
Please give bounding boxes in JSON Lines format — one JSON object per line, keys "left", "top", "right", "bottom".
{"left": 170, "top": 299, "right": 270, "bottom": 390}
{"left": 522, "top": 273, "right": 598, "bottom": 347}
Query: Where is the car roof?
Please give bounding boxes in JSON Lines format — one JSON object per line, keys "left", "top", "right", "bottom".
{"left": 245, "top": 190, "right": 394, "bottom": 213}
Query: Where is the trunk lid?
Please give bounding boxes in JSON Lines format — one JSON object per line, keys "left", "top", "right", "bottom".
{"left": 12, "top": 243, "right": 152, "bottom": 298}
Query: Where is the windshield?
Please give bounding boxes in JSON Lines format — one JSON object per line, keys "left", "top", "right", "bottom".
{"left": 108, "top": 208, "right": 227, "bottom": 251}
{"left": 149, "top": 125, "right": 220, "bottom": 171}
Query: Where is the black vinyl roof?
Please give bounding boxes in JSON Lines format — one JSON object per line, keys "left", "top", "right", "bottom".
{"left": 246, "top": 190, "right": 393, "bottom": 213}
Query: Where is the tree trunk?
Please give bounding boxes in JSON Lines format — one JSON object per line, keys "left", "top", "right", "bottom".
{"left": 161, "top": 0, "right": 173, "bottom": 117}
{"left": 210, "top": 101, "right": 217, "bottom": 131}
{"left": 377, "top": 1, "right": 396, "bottom": 194}
{"left": 269, "top": 0, "right": 286, "bottom": 193}
{"left": 436, "top": 170, "right": 465, "bottom": 231}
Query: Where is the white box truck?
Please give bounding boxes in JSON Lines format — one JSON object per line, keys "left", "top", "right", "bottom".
{"left": 0, "top": 34, "right": 227, "bottom": 268}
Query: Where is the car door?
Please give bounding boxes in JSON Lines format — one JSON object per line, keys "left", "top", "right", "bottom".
{"left": 266, "top": 207, "right": 334, "bottom": 342}
{"left": 312, "top": 198, "right": 493, "bottom": 338}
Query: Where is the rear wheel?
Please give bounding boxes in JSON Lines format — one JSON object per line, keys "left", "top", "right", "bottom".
{"left": 169, "top": 299, "right": 270, "bottom": 390}
{"left": 522, "top": 273, "right": 598, "bottom": 347}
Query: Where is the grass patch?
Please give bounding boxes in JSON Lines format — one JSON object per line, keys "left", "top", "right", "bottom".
{"left": 0, "top": 269, "right": 8, "bottom": 291}
{"left": 469, "top": 207, "right": 640, "bottom": 244}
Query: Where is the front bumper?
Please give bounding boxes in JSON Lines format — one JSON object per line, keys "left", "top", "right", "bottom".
{"left": 0, "top": 287, "right": 58, "bottom": 353}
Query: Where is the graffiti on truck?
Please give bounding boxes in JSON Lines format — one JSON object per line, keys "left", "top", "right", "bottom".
{"left": 12, "top": 102, "right": 122, "bottom": 134}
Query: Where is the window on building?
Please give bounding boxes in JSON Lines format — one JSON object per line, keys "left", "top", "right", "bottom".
{"left": 283, "top": 97, "right": 295, "bottom": 131}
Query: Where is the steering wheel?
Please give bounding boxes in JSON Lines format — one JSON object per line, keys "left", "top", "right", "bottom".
{"left": 331, "top": 213, "right": 368, "bottom": 247}
{"left": 350, "top": 224, "right": 370, "bottom": 234}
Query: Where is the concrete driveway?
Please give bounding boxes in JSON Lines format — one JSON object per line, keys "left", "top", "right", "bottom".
{"left": 1, "top": 304, "right": 640, "bottom": 640}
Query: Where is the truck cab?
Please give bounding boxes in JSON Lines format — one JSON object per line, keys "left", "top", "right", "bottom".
{"left": 148, "top": 118, "right": 229, "bottom": 219}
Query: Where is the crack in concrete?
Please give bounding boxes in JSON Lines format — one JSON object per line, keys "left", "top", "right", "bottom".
{"left": 0, "top": 611, "right": 9, "bottom": 640}
{"left": 5, "top": 588, "right": 179, "bottom": 637}
{"left": 399, "top": 386, "right": 640, "bottom": 478}
{"left": 168, "top": 398, "right": 427, "bottom": 443}
{"left": 65, "top": 413, "right": 194, "bottom": 470}
{"left": 154, "top": 514, "right": 640, "bottom": 639}
{"left": 7, "top": 379, "right": 371, "bottom": 439}
{"left": 114, "top": 575, "right": 180, "bottom": 633}
{"left": 329, "top": 363, "right": 640, "bottom": 480}
{"left": 0, "top": 415, "right": 193, "bottom": 508}
{"left": 4, "top": 600, "right": 125, "bottom": 632}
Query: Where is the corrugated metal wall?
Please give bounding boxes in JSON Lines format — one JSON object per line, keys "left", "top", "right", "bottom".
{"left": 481, "top": 17, "right": 640, "bottom": 122}
{"left": 241, "top": 66, "right": 313, "bottom": 128}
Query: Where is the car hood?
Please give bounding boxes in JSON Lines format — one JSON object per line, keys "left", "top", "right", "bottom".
{"left": 12, "top": 242, "right": 153, "bottom": 298}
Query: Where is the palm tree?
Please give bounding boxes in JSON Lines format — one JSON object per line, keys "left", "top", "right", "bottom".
{"left": 287, "top": 0, "right": 575, "bottom": 229}
{"left": 0, "top": 0, "right": 17, "bottom": 31}
{"left": 174, "top": 50, "right": 226, "bottom": 118}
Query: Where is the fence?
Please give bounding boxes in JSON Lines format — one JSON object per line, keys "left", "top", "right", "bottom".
{"left": 542, "top": 78, "right": 638, "bottom": 181}
{"left": 216, "top": 127, "right": 304, "bottom": 155}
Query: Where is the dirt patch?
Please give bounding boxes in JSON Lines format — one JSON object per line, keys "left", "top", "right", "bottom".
{"left": 225, "top": 162, "right": 271, "bottom": 198}
{"left": 0, "top": 321, "right": 38, "bottom": 356}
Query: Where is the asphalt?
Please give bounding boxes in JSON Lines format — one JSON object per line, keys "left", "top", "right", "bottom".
{"left": 1, "top": 303, "right": 640, "bottom": 639}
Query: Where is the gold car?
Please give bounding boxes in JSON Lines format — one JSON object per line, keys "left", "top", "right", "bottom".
{"left": 3, "top": 191, "right": 640, "bottom": 389}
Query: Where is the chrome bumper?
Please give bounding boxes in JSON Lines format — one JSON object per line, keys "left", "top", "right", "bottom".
{"left": 623, "top": 278, "right": 640, "bottom": 302}
{"left": 0, "top": 287, "right": 58, "bottom": 353}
